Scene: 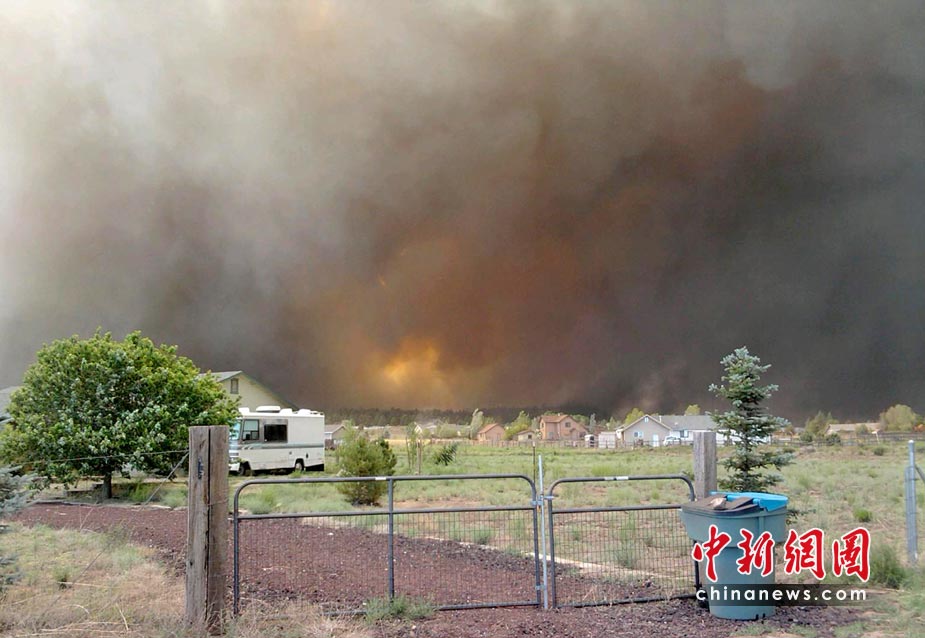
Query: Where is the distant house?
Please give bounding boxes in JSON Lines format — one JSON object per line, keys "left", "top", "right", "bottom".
{"left": 477, "top": 422, "right": 506, "bottom": 443}
{"left": 825, "top": 422, "right": 880, "bottom": 437}
{"left": 539, "top": 414, "right": 588, "bottom": 441}
{"left": 657, "top": 414, "right": 719, "bottom": 442}
{"left": 324, "top": 422, "right": 352, "bottom": 448}
{"left": 516, "top": 430, "right": 537, "bottom": 442}
{"left": 201, "top": 371, "right": 295, "bottom": 411}
{"left": 617, "top": 414, "right": 722, "bottom": 446}
{"left": 597, "top": 430, "right": 619, "bottom": 449}
{"left": 617, "top": 414, "right": 672, "bottom": 447}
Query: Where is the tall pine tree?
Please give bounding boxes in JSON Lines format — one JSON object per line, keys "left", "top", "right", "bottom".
{"left": 709, "top": 347, "right": 792, "bottom": 492}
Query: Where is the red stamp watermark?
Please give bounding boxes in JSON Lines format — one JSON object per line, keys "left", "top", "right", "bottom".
{"left": 691, "top": 527, "right": 870, "bottom": 582}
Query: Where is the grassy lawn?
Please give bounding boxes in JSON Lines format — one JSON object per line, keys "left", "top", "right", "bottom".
{"left": 83, "top": 440, "right": 920, "bottom": 561}
{"left": 0, "top": 523, "right": 368, "bottom": 638}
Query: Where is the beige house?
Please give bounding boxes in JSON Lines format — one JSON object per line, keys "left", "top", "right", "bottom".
{"left": 539, "top": 414, "right": 587, "bottom": 441}
{"left": 204, "top": 371, "right": 295, "bottom": 410}
{"left": 618, "top": 414, "right": 672, "bottom": 447}
{"left": 325, "top": 422, "right": 352, "bottom": 448}
{"left": 477, "top": 422, "right": 506, "bottom": 443}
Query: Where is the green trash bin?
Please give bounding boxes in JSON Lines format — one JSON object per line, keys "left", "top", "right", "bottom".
{"left": 680, "top": 492, "right": 788, "bottom": 620}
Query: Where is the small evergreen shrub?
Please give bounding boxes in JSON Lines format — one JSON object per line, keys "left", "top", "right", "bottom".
{"left": 336, "top": 433, "right": 397, "bottom": 505}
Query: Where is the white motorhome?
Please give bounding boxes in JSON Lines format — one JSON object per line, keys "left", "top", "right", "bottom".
{"left": 229, "top": 406, "right": 325, "bottom": 475}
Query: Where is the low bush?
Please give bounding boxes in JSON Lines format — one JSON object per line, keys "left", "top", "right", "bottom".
{"left": 364, "top": 595, "right": 435, "bottom": 623}
{"left": 336, "top": 433, "right": 397, "bottom": 505}
{"left": 869, "top": 544, "right": 907, "bottom": 589}
{"left": 823, "top": 433, "right": 842, "bottom": 446}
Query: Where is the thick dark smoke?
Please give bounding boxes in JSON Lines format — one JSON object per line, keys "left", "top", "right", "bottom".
{"left": 1, "top": 2, "right": 923, "bottom": 419}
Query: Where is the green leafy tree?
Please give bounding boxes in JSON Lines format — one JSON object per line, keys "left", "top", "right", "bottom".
{"left": 335, "top": 431, "right": 397, "bottom": 505}
{"left": 468, "top": 409, "right": 484, "bottom": 439}
{"left": 804, "top": 411, "right": 836, "bottom": 437}
{"left": 503, "top": 411, "right": 532, "bottom": 441}
{"left": 879, "top": 404, "right": 920, "bottom": 432}
{"left": 708, "top": 347, "right": 792, "bottom": 492}
{"left": 0, "top": 331, "right": 238, "bottom": 498}
{"left": 684, "top": 404, "right": 701, "bottom": 416}
{"left": 623, "top": 407, "right": 645, "bottom": 425}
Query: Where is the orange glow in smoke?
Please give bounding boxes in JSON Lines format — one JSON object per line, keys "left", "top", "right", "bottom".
{"left": 381, "top": 339, "right": 441, "bottom": 386}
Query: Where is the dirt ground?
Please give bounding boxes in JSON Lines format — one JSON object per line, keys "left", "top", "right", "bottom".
{"left": 15, "top": 503, "right": 864, "bottom": 638}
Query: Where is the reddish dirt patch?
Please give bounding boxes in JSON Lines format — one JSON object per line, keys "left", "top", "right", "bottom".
{"left": 15, "top": 503, "right": 864, "bottom": 638}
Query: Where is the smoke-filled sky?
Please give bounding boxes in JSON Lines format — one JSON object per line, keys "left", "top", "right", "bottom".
{"left": 1, "top": 1, "right": 923, "bottom": 420}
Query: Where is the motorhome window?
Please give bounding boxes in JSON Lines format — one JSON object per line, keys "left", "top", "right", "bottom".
{"left": 242, "top": 419, "right": 260, "bottom": 441}
{"left": 263, "top": 419, "right": 288, "bottom": 443}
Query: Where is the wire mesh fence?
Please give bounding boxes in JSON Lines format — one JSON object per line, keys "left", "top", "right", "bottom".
{"left": 233, "top": 472, "right": 700, "bottom": 614}
{"left": 547, "top": 475, "right": 697, "bottom": 607}
{"left": 233, "top": 474, "right": 541, "bottom": 615}
{"left": 392, "top": 507, "right": 540, "bottom": 609}
{"left": 236, "top": 512, "right": 391, "bottom": 613}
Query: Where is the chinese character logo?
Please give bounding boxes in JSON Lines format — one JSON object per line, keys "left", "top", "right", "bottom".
{"left": 784, "top": 528, "right": 826, "bottom": 579}
{"left": 691, "top": 524, "right": 731, "bottom": 582}
{"left": 832, "top": 527, "right": 871, "bottom": 582}
{"left": 737, "top": 529, "right": 775, "bottom": 576}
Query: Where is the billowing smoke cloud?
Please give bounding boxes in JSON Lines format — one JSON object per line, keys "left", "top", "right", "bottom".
{"left": 1, "top": 2, "right": 923, "bottom": 419}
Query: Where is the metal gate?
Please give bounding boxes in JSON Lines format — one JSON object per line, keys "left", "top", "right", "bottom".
{"left": 232, "top": 471, "right": 699, "bottom": 614}
{"left": 233, "top": 474, "right": 541, "bottom": 614}
{"left": 546, "top": 474, "right": 698, "bottom": 607}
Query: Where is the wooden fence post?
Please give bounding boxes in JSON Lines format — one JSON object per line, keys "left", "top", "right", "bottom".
{"left": 186, "top": 426, "right": 228, "bottom": 633}
{"left": 693, "top": 431, "right": 717, "bottom": 500}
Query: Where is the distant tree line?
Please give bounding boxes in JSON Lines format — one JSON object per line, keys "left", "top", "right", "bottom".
{"left": 326, "top": 402, "right": 710, "bottom": 431}
{"left": 325, "top": 406, "right": 594, "bottom": 429}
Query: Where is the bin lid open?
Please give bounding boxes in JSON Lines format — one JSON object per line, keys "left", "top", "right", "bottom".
{"left": 721, "top": 492, "right": 788, "bottom": 512}
{"left": 682, "top": 492, "right": 788, "bottom": 515}
{"left": 682, "top": 494, "right": 761, "bottom": 516}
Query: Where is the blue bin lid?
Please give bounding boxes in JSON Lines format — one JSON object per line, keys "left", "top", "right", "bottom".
{"left": 718, "top": 491, "right": 788, "bottom": 511}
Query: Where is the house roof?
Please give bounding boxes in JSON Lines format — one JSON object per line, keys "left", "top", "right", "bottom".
{"left": 478, "top": 422, "right": 504, "bottom": 435}
{"left": 617, "top": 414, "right": 670, "bottom": 433}
{"left": 199, "top": 371, "right": 296, "bottom": 409}
{"left": 615, "top": 414, "right": 718, "bottom": 434}
{"left": 540, "top": 413, "right": 571, "bottom": 423}
{"left": 207, "top": 370, "right": 243, "bottom": 383}
{"left": 655, "top": 414, "right": 718, "bottom": 431}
